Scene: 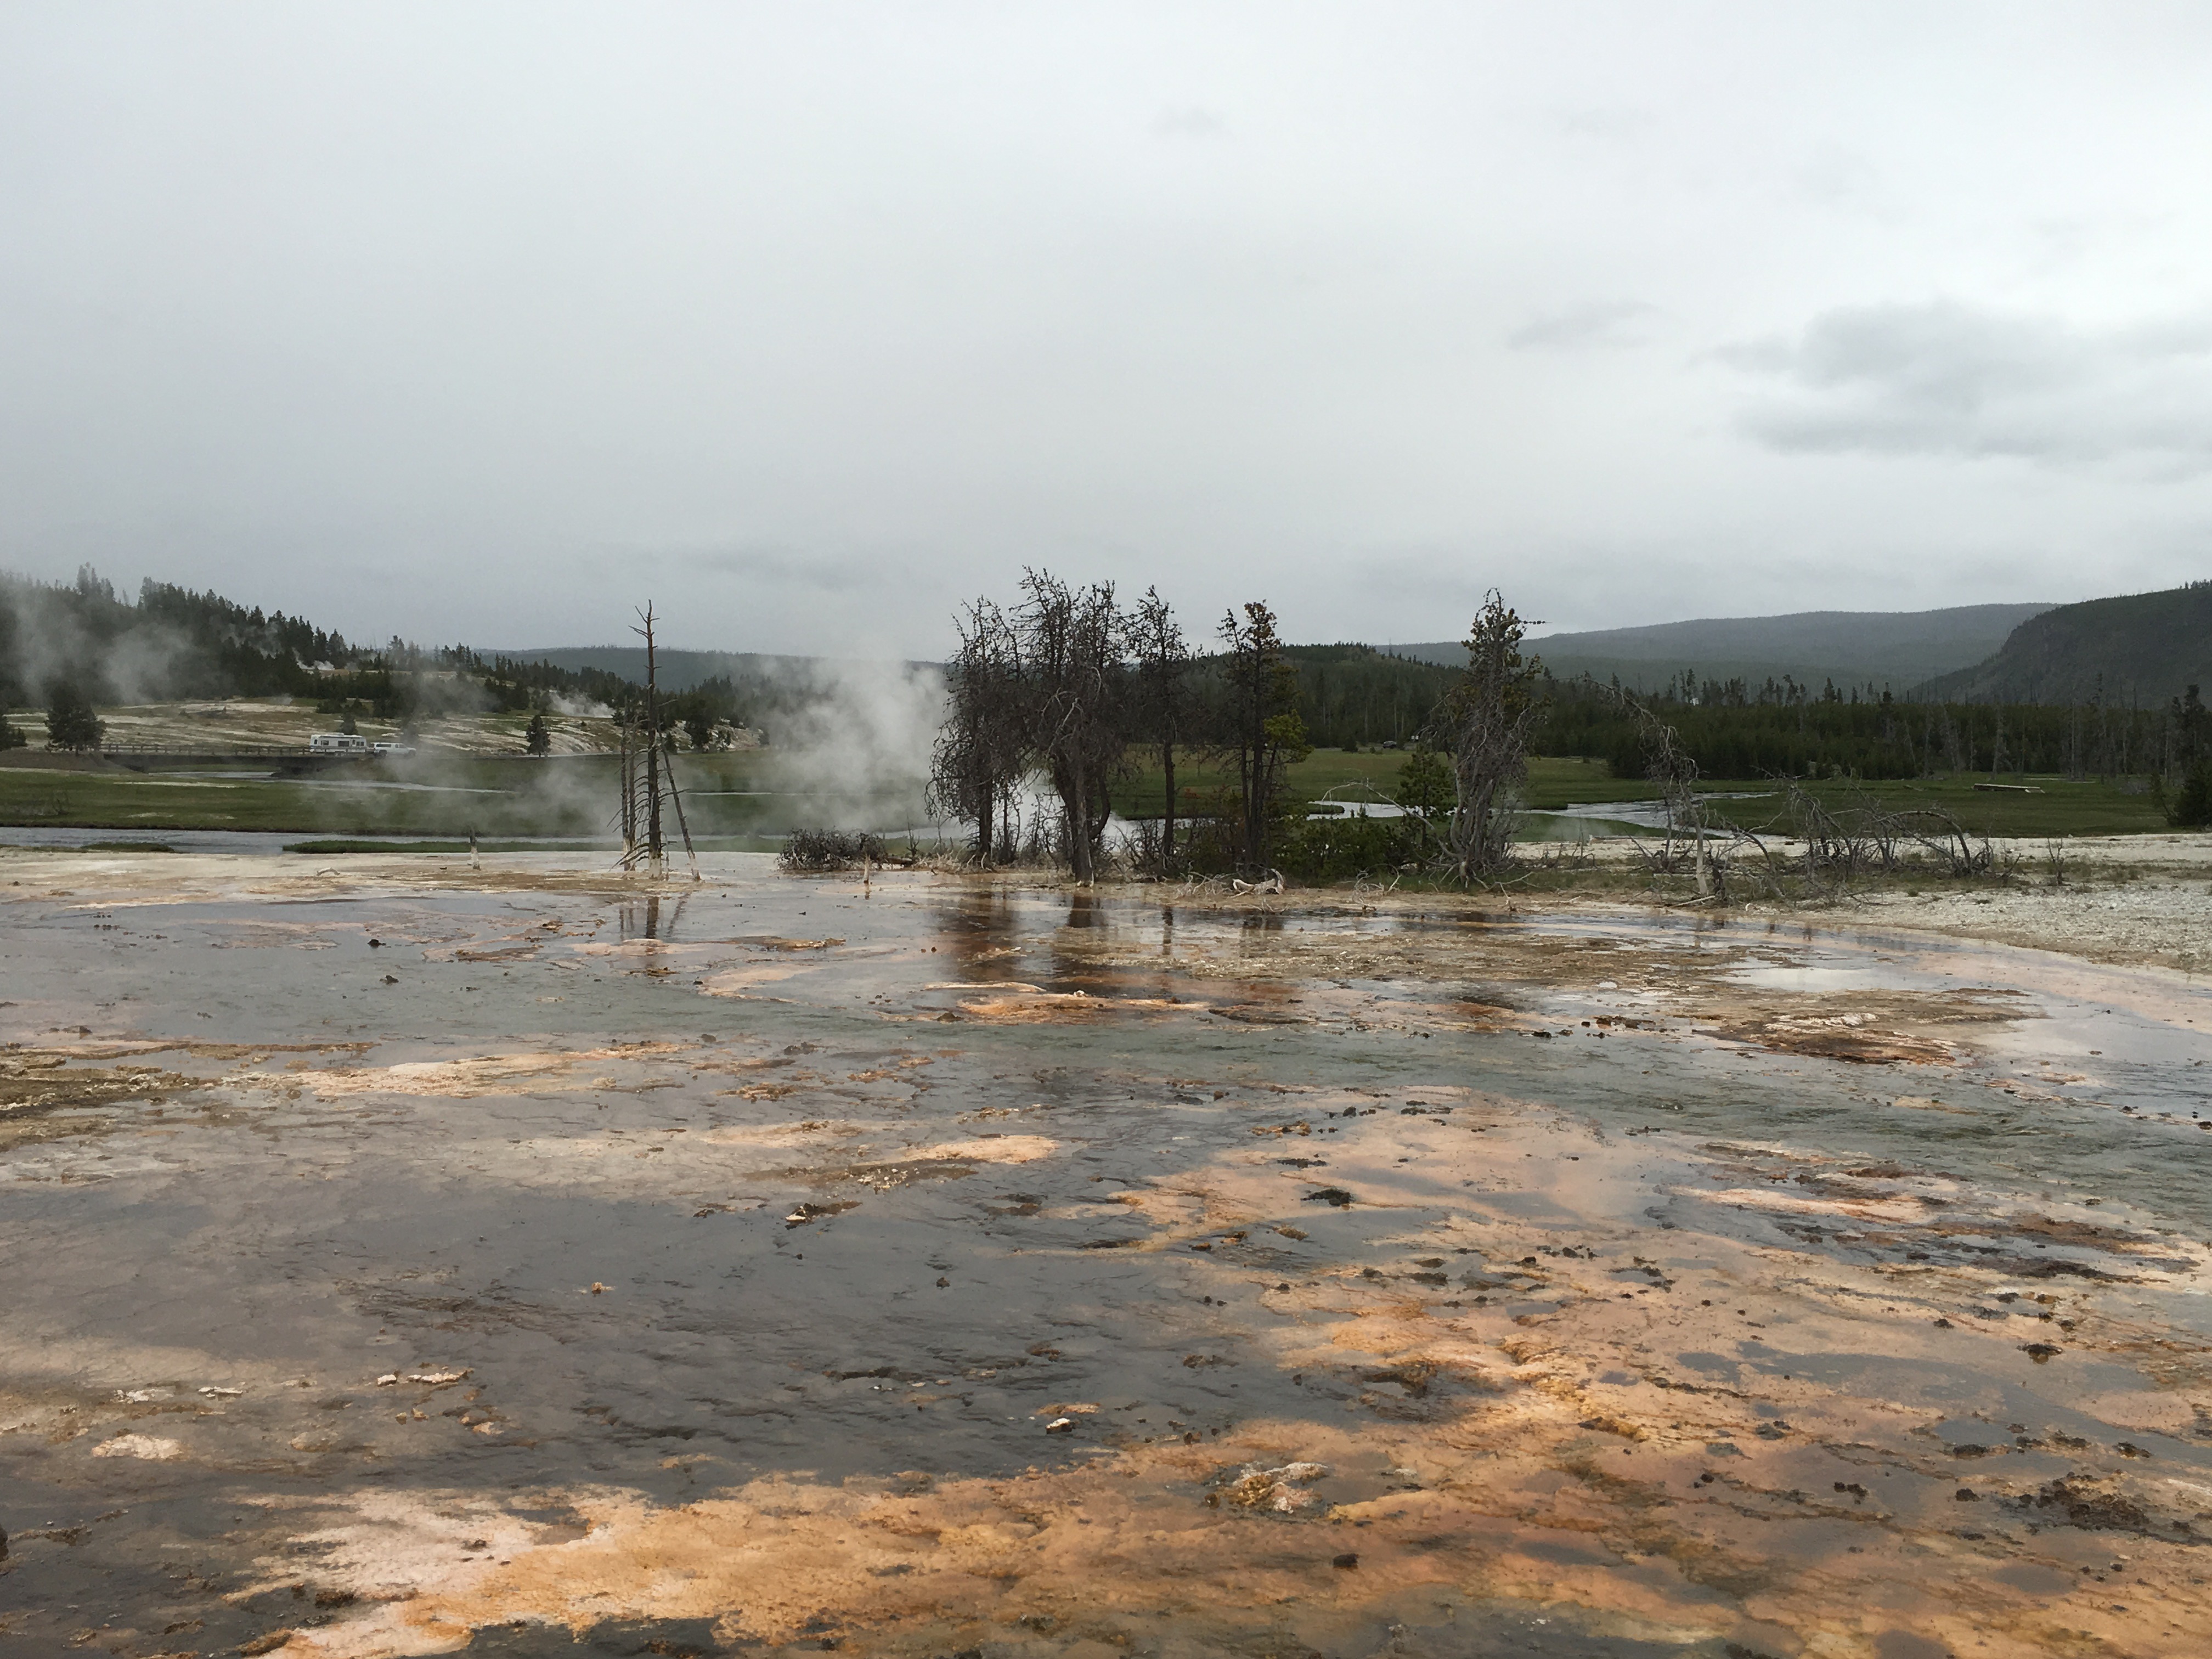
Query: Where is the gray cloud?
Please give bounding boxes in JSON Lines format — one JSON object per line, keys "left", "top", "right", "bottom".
{"left": 6, "top": 6, "right": 2212, "bottom": 650}
{"left": 1553, "top": 107, "right": 1657, "bottom": 143}
{"left": 1508, "top": 301, "right": 1656, "bottom": 352}
{"left": 1791, "top": 145, "right": 1897, "bottom": 219}
{"left": 1723, "top": 301, "right": 2212, "bottom": 469}
{"left": 676, "top": 545, "right": 915, "bottom": 594}
{"left": 1152, "top": 105, "right": 1227, "bottom": 140}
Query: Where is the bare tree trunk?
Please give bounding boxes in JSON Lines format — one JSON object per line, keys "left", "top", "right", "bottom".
{"left": 665, "top": 751, "right": 701, "bottom": 882}
{"left": 618, "top": 714, "right": 636, "bottom": 861}
{"left": 639, "top": 605, "right": 665, "bottom": 877}
{"left": 1017, "top": 571, "right": 1126, "bottom": 879}
{"left": 1161, "top": 739, "right": 1176, "bottom": 867}
{"left": 1066, "top": 753, "right": 1093, "bottom": 883}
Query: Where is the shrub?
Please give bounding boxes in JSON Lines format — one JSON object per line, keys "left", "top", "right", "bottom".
{"left": 1274, "top": 810, "right": 1431, "bottom": 881}
{"left": 779, "top": 828, "right": 886, "bottom": 872}
{"left": 2164, "top": 764, "right": 2212, "bottom": 829}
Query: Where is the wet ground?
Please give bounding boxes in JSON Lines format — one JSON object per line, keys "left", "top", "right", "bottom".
{"left": 0, "top": 831, "right": 593, "bottom": 855}
{"left": 3, "top": 853, "right": 2211, "bottom": 1659}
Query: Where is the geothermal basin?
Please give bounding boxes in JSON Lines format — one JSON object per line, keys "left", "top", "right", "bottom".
{"left": 2, "top": 850, "right": 2211, "bottom": 1658}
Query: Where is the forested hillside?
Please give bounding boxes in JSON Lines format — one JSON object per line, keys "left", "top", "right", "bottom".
{"left": 1918, "top": 580, "right": 2212, "bottom": 704}
{"left": 1282, "top": 645, "right": 1455, "bottom": 748}
{"left": 1534, "top": 674, "right": 2208, "bottom": 787}
{"left": 504, "top": 645, "right": 853, "bottom": 695}
{"left": 1397, "top": 602, "right": 2050, "bottom": 693}
{"left": 0, "top": 567, "right": 692, "bottom": 730}
{"left": 0, "top": 566, "right": 370, "bottom": 705}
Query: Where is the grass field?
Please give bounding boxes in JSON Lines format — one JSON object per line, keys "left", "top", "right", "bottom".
{"left": 1667, "top": 772, "right": 2169, "bottom": 839}
{"left": 1, "top": 696, "right": 631, "bottom": 757}
{"left": 0, "top": 741, "right": 2170, "bottom": 842}
{"left": 1113, "top": 751, "right": 1656, "bottom": 815}
{"left": 1111, "top": 748, "right": 1464, "bottom": 816}
{"left": 1115, "top": 749, "right": 2169, "bottom": 839}
{"left": 0, "top": 751, "right": 927, "bottom": 838}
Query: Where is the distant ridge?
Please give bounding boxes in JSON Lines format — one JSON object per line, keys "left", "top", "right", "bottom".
{"left": 1392, "top": 602, "right": 2053, "bottom": 693}
{"left": 1916, "top": 582, "right": 2212, "bottom": 704}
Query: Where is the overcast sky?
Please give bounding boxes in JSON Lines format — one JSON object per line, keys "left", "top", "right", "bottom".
{"left": 5, "top": 3, "right": 2212, "bottom": 656}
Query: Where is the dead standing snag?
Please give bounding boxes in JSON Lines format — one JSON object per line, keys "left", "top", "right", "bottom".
{"left": 1601, "top": 684, "right": 1723, "bottom": 898}
{"left": 617, "top": 603, "right": 699, "bottom": 881}
{"left": 929, "top": 573, "right": 1128, "bottom": 879}
{"left": 928, "top": 598, "right": 1025, "bottom": 866}
{"left": 1014, "top": 570, "right": 1127, "bottom": 885}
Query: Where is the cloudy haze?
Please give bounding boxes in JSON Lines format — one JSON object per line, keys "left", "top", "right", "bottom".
{"left": 4, "top": 3, "right": 2212, "bottom": 656}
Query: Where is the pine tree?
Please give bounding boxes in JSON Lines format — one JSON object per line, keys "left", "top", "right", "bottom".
{"left": 524, "top": 712, "right": 551, "bottom": 755}
{"left": 1432, "top": 592, "right": 1544, "bottom": 879}
{"left": 44, "top": 681, "right": 104, "bottom": 752}
{"left": 1130, "top": 587, "right": 1193, "bottom": 870}
{"left": 1393, "top": 748, "right": 1454, "bottom": 819}
{"left": 1218, "top": 601, "right": 1310, "bottom": 872}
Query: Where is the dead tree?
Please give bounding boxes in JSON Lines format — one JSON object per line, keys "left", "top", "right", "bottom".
{"left": 617, "top": 605, "right": 698, "bottom": 880}
{"left": 618, "top": 701, "right": 638, "bottom": 860}
{"left": 1431, "top": 591, "right": 1544, "bottom": 882}
{"left": 663, "top": 735, "right": 702, "bottom": 882}
{"left": 1015, "top": 570, "right": 1125, "bottom": 884}
{"left": 1602, "top": 684, "right": 1718, "bottom": 894}
{"left": 927, "top": 597, "right": 1025, "bottom": 865}
{"left": 639, "top": 605, "right": 667, "bottom": 874}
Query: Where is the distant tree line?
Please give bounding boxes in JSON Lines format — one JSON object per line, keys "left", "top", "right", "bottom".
{"left": 0, "top": 566, "right": 372, "bottom": 709}
{"left": 1282, "top": 645, "right": 1457, "bottom": 748}
{"left": 1536, "top": 672, "right": 2211, "bottom": 795}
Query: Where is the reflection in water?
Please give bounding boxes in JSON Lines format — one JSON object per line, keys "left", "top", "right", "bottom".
{"left": 619, "top": 892, "right": 690, "bottom": 941}
{"left": 936, "top": 884, "right": 1025, "bottom": 980}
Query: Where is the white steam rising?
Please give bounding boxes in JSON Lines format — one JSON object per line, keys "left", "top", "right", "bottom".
{"left": 760, "top": 659, "right": 947, "bottom": 832}
{"left": 0, "top": 579, "right": 195, "bottom": 706}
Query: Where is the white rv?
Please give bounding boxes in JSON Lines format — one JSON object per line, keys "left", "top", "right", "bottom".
{"left": 308, "top": 732, "right": 371, "bottom": 754}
